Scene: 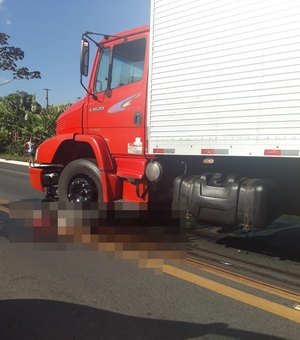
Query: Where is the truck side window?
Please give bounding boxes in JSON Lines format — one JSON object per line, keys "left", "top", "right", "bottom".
{"left": 111, "top": 38, "right": 146, "bottom": 89}
{"left": 94, "top": 48, "right": 110, "bottom": 93}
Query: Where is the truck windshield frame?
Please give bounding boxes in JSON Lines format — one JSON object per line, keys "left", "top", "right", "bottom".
{"left": 94, "top": 47, "right": 111, "bottom": 93}
{"left": 93, "top": 38, "right": 146, "bottom": 94}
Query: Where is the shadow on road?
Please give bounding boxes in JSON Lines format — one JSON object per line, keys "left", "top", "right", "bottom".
{"left": 0, "top": 299, "right": 284, "bottom": 340}
{"left": 0, "top": 210, "right": 10, "bottom": 239}
{"left": 217, "top": 232, "right": 300, "bottom": 262}
{"left": 187, "top": 214, "right": 300, "bottom": 263}
{"left": 215, "top": 217, "right": 300, "bottom": 262}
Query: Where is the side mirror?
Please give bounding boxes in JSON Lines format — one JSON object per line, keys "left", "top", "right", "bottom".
{"left": 80, "top": 39, "right": 90, "bottom": 77}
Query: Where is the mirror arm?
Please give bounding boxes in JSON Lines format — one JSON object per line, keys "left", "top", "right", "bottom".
{"left": 82, "top": 32, "right": 103, "bottom": 50}
{"left": 80, "top": 73, "right": 89, "bottom": 93}
{"left": 80, "top": 73, "right": 97, "bottom": 100}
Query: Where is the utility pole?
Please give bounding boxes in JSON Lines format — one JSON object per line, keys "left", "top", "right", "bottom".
{"left": 43, "top": 88, "right": 51, "bottom": 110}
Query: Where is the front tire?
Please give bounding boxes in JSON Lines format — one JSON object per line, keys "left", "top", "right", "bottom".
{"left": 58, "top": 159, "right": 103, "bottom": 202}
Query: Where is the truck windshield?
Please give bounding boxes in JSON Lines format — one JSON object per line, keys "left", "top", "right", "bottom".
{"left": 111, "top": 38, "right": 146, "bottom": 89}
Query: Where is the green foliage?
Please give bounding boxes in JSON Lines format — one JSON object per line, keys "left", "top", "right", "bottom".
{"left": 0, "top": 91, "right": 71, "bottom": 155}
{"left": 0, "top": 129, "right": 9, "bottom": 153}
{"left": 5, "top": 91, "right": 34, "bottom": 111}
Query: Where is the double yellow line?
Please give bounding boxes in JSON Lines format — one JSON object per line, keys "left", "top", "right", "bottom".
{"left": 87, "top": 245, "right": 300, "bottom": 323}
{"left": 162, "top": 259, "right": 300, "bottom": 324}
{"left": 0, "top": 198, "right": 9, "bottom": 214}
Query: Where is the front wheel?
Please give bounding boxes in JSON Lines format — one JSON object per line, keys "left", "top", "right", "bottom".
{"left": 58, "top": 159, "right": 103, "bottom": 202}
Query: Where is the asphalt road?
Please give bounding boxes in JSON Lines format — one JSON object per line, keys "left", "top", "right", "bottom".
{"left": 0, "top": 161, "right": 44, "bottom": 201}
{"left": 0, "top": 160, "right": 299, "bottom": 339}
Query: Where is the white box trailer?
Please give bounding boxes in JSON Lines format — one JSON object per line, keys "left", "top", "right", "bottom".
{"left": 147, "top": 0, "right": 300, "bottom": 158}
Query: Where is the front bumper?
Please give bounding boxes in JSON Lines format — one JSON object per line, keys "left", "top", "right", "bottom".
{"left": 29, "top": 167, "right": 44, "bottom": 192}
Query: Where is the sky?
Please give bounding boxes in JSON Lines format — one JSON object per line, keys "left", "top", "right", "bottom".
{"left": 0, "top": 0, "right": 150, "bottom": 106}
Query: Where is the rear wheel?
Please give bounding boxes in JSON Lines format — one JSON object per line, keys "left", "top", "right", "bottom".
{"left": 58, "top": 159, "right": 103, "bottom": 202}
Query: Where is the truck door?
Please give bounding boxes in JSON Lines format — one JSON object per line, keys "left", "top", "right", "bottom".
{"left": 86, "top": 34, "right": 148, "bottom": 157}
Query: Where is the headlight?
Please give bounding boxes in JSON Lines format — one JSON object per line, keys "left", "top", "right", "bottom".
{"left": 145, "top": 161, "right": 162, "bottom": 182}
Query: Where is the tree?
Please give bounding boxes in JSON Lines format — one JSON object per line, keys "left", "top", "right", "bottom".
{"left": 5, "top": 91, "right": 36, "bottom": 111}
{"left": 0, "top": 91, "right": 70, "bottom": 155}
{"left": 0, "top": 32, "right": 41, "bottom": 81}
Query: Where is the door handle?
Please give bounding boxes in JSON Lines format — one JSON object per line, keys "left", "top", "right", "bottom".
{"left": 134, "top": 112, "right": 142, "bottom": 126}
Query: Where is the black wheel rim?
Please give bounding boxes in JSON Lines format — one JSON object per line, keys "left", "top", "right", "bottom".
{"left": 67, "top": 176, "right": 97, "bottom": 202}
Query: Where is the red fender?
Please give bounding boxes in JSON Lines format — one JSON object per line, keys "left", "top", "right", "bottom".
{"left": 36, "top": 134, "right": 74, "bottom": 164}
{"left": 36, "top": 133, "right": 114, "bottom": 171}
{"left": 74, "top": 134, "right": 114, "bottom": 171}
{"left": 35, "top": 134, "right": 116, "bottom": 201}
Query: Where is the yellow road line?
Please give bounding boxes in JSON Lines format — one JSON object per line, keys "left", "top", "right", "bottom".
{"left": 0, "top": 198, "right": 9, "bottom": 213}
{"left": 0, "top": 205, "right": 9, "bottom": 214}
{"left": 163, "top": 265, "right": 300, "bottom": 324}
{"left": 0, "top": 206, "right": 9, "bottom": 213}
{"left": 187, "top": 258, "right": 300, "bottom": 302}
{"left": 96, "top": 248, "right": 300, "bottom": 323}
{"left": 55, "top": 235, "right": 300, "bottom": 324}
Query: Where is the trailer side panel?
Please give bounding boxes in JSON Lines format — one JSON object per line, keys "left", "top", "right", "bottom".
{"left": 147, "top": 0, "right": 300, "bottom": 157}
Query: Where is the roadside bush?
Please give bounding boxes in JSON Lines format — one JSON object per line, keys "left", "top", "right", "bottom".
{"left": 0, "top": 129, "right": 9, "bottom": 153}
{"left": 5, "top": 139, "right": 25, "bottom": 156}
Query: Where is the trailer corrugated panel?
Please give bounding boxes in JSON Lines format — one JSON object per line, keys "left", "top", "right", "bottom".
{"left": 147, "top": 0, "right": 300, "bottom": 157}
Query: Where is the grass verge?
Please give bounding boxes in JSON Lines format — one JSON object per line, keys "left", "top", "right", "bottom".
{"left": 0, "top": 153, "right": 28, "bottom": 162}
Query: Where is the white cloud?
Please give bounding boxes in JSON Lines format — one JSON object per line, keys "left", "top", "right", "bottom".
{"left": 0, "top": 1, "right": 11, "bottom": 25}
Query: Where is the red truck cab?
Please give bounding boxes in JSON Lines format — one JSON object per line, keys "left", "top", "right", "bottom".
{"left": 30, "top": 25, "right": 162, "bottom": 204}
